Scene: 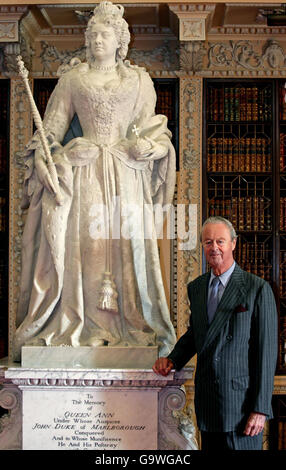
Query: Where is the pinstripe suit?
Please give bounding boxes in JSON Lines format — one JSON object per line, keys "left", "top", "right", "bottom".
{"left": 168, "top": 264, "right": 278, "bottom": 443}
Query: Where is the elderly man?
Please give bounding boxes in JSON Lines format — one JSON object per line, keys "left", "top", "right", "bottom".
{"left": 153, "top": 216, "right": 278, "bottom": 450}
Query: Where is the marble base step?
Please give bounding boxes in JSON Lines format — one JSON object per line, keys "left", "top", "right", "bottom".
{"left": 21, "top": 345, "right": 158, "bottom": 369}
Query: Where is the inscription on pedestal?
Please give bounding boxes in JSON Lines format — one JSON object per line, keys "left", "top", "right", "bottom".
{"left": 22, "top": 389, "right": 158, "bottom": 450}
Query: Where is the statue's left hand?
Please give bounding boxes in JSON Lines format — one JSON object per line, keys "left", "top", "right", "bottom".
{"left": 131, "top": 137, "right": 167, "bottom": 161}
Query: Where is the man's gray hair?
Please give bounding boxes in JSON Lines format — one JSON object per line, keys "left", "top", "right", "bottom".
{"left": 200, "top": 216, "right": 237, "bottom": 242}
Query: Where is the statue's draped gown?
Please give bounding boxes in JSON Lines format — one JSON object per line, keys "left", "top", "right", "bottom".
{"left": 13, "top": 61, "right": 177, "bottom": 361}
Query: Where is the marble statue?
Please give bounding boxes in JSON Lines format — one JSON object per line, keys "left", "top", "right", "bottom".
{"left": 13, "top": 1, "right": 177, "bottom": 362}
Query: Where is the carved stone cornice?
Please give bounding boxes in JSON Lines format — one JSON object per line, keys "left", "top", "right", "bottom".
{"left": 209, "top": 25, "right": 286, "bottom": 41}
{"left": 4, "top": 367, "right": 194, "bottom": 389}
{"left": 20, "top": 8, "right": 41, "bottom": 39}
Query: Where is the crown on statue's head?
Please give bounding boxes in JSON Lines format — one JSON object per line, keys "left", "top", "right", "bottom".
{"left": 91, "top": 1, "right": 124, "bottom": 21}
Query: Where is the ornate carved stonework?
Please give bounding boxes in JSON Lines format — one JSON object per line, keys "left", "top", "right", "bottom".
{"left": 169, "top": 3, "right": 214, "bottom": 41}
{"left": 179, "top": 41, "right": 207, "bottom": 73}
{"left": 208, "top": 39, "right": 286, "bottom": 73}
{"left": 39, "top": 41, "right": 86, "bottom": 75}
{"left": 176, "top": 77, "right": 202, "bottom": 339}
{"left": 129, "top": 41, "right": 179, "bottom": 71}
{"left": 158, "top": 385, "right": 198, "bottom": 449}
{"left": 176, "top": 39, "right": 286, "bottom": 77}
{"left": 0, "top": 6, "right": 27, "bottom": 44}
{"left": 0, "top": 368, "right": 22, "bottom": 450}
{"left": 1, "top": 366, "right": 197, "bottom": 450}
{"left": 0, "top": 22, "right": 18, "bottom": 42}
{"left": 9, "top": 78, "right": 33, "bottom": 355}
{"left": 180, "top": 18, "right": 207, "bottom": 42}
{"left": 36, "top": 40, "right": 179, "bottom": 75}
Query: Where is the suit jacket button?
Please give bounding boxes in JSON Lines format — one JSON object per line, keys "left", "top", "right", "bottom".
{"left": 226, "top": 335, "right": 232, "bottom": 340}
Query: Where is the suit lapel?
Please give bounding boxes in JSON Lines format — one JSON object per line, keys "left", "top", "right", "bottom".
{"left": 200, "top": 264, "right": 246, "bottom": 353}
{"left": 190, "top": 272, "right": 210, "bottom": 353}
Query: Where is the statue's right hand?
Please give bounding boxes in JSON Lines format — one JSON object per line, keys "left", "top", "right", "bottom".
{"left": 152, "top": 357, "right": 174, "bottom": 376}
{"left": 35, "top": 150, "right": 57, "bottom": 195}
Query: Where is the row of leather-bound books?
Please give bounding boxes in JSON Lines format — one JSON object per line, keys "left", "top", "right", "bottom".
{"left": 279, "top": 316, "right": 286, "bottom": 356}
{"left": 280, "top": 254, "right": 286, "bottom": 298}
{"left": 208, "top": 196, "right": 272, "bottom": 232}
{"left": 279, "top": 86, "right": 286, "bottom": 121}
{"left": 280, "top": 198, "right": 286, "bottom": 231}
{"left": 156, "top": 88, "right": 174, "bottom": 121}
{"left": 280, "top": 133, "right": 286, "bottom": 171}
{"left": 37, "top": 89, "right": 53, "bottom": 119}
{"left": 238, "top": 261, "right": 271, "bottom": 281}
{"left": 275, "top": 255, "right": 286, "bottom": 298}
{"left": 207, "top": 137, "right": 271, "bottom": 172}
{"left": 210, "top": 240, "right": 272, "bottom": 280}
{"left": 207, "top": 86, "right": 272, "bottom": 122}
{"left": 236, "top": 241, "right": 271, "bottom": 281}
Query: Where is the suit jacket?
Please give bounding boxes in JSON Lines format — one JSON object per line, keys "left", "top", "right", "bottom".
{"left": 168, "top": 264, "right": 278, "bottom": 432}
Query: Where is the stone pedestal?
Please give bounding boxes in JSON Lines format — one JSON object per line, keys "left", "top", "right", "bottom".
{"left": 21, "top": 345, "right": 158, "bottom": 369}
{"left": 0, "top": 361, "right": 197, "bottom": 450}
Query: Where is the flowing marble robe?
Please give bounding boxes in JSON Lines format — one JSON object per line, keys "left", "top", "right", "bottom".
{"left": 13, "top": 60, "right": 177, "bottom": 361}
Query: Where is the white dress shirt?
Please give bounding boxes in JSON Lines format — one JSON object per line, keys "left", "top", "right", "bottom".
{"left": 208, "top": 261, "right": 236, "bottom": 305}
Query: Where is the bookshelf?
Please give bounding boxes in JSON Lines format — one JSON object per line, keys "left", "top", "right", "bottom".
{"left": 204, "top": 80, "right": 274, "bottom": 282}
{"left": 153, "top": 78, "right": 179, "bottom": 170}
{"left": 33, "top": 78, "right": 57, "bottom": 119}
{"left": 203, "top": 78, "right": 286, "bottom": 449}
{"left": 0, "top": 79, "right": 9, "bottom": 359}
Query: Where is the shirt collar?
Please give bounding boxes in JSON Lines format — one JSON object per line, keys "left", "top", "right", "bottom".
{"left": 209, "top": 261, "right": 236, "bottom": 287}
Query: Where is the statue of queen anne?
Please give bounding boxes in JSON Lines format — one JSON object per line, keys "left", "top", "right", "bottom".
{"left": 13, "top": 1, "right": 177, "bottom": 361}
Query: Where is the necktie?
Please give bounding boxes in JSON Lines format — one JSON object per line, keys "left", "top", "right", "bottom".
{"left": 207, "top": 277, "right": 220, "bottom": 324}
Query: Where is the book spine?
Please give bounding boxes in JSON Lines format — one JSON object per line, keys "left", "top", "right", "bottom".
{"left": 238, "top": 197, "right": 245, "bottom": 231}
{"left": 240, "top": 87, "right": 246, "bottom": 121}
{"left": 245, "top": 196, "right": 252, "bottom": 230}
{"left": 224, "top": 87, "right": 229, "bottom": 121}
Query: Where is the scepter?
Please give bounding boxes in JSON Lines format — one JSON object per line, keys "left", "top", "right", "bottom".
{"left": 16, "top": 56, "right": 63, "bottom": 205}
